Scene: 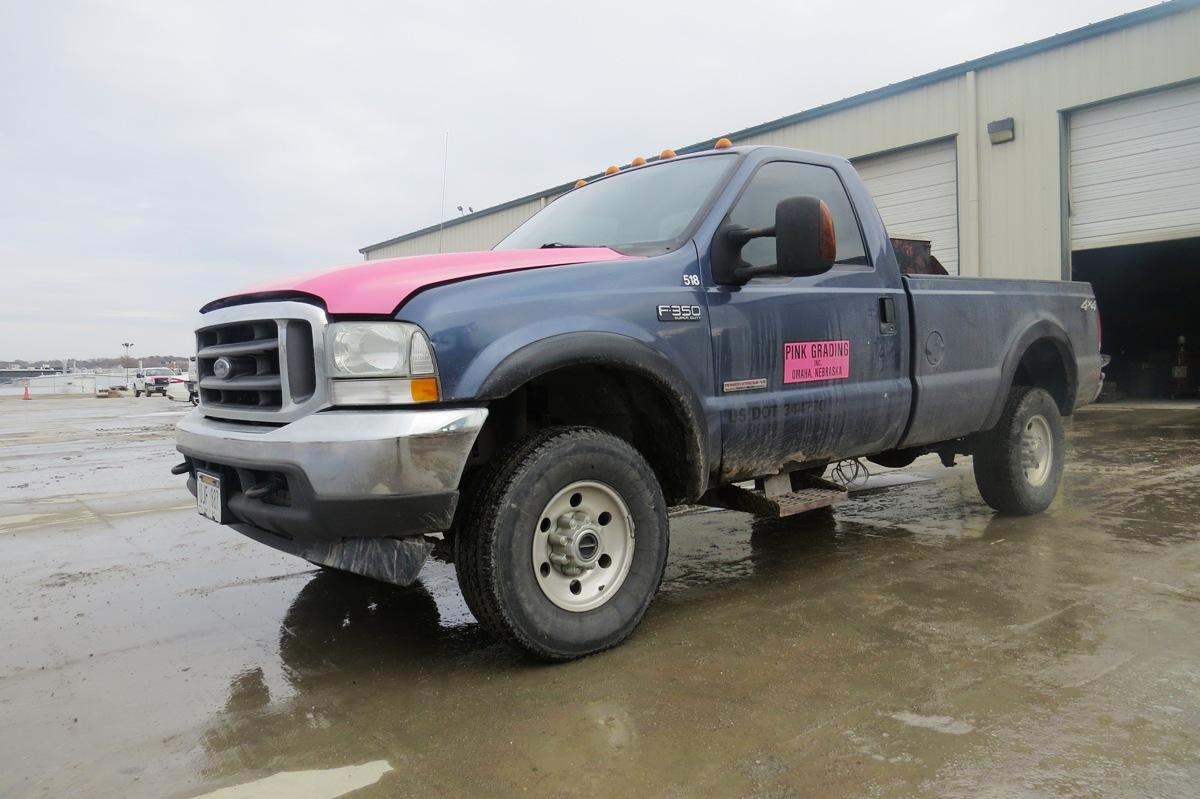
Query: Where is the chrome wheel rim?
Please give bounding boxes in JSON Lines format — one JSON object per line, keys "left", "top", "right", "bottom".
{"left": 1021, "top": 414, "right": 1053, "bottom": 487}
{"left": 531, "top": 480, "right": 635, "bottom": 612}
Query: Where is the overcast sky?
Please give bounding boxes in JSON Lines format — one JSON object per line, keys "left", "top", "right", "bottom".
{"left": 0, "top": 0, "right": 1154, "bottom": 360}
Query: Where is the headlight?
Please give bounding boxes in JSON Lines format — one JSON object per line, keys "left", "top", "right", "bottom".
{"left": 327, "top": 322, "right": 435, "bottom": 378}
{"left": 326, "top": 321, "right": 440, "bottom": 405}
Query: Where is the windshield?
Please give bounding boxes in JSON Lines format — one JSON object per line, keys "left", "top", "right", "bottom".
{"left": 496, "top": 153, "right": 737, "bottom": 253}
{"left": 144, "top": 368, "right": 173, "bottom": 376}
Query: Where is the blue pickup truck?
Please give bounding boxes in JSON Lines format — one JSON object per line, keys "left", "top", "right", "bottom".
{"left": 175, "top": 144, "right": 1103, "bottom": 659}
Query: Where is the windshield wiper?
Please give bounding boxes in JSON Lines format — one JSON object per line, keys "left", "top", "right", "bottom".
{"left": 539, "top": 242, "right": 598, "bottom": 249}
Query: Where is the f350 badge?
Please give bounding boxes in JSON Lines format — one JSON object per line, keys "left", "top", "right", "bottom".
{"left": 657, "top": 304, "right": 702, "bottom": 322}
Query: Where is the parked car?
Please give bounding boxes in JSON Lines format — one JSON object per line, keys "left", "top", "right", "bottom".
{"left": 134, "top": 367, "right": 176, "bottom": 397}
{"left": 165, "top": 375, "right": 192, "bottom": 403}
{"left": 174, "top": 144, "right": 1103, "bottom": 659}
{"left": 184, "top": 356, "right": 199, "bottom": 405}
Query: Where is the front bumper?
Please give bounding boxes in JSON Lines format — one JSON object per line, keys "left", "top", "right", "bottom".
{"left": 175, "top": 406, "right": 487, "bottom": 541}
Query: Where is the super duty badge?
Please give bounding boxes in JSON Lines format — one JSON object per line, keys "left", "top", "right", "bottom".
{"left": 657, "top": 304, "right": 702, "bottom": 322}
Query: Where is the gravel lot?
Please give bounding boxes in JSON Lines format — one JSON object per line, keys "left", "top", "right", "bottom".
{"left": 1, "top": 396, "right": 1198, "bottom": 797}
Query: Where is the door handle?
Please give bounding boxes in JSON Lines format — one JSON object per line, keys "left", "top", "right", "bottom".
{"left": 879, "top": 297, "right": 897, "bottom": 335}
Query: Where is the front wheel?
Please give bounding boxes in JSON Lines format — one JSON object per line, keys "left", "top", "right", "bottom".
{"left": 973, "top": 386, "right": 1065, "bottom": 515}
{"left": 454, "top": 426, "right": 669, "bottom": 661}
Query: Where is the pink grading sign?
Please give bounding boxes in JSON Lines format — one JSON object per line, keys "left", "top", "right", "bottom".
{"left": 783, "top": 340, "right": 851, "bottom": 384}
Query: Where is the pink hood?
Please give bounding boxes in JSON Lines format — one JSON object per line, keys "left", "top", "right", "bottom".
{"left": 205, "top": 248, "right": 634, "bottom": 315}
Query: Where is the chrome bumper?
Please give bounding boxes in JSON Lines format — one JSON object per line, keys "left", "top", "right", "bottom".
{"left": 175, "top": 406, "right": 487, "bottom": 499}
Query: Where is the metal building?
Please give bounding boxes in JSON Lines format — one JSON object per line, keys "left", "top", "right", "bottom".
{"left": 361, "top": 1, "right": 1200, "bottom": 398}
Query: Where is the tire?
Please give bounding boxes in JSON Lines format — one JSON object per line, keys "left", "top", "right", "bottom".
{"left": 973, "top": 386, "right": 1065, "bottom": 515}
{"left": 454, "top": 426, "right": 669, "bottom": 661}
{"left": 134, "top": 388, "right": 141, "bottom": 397}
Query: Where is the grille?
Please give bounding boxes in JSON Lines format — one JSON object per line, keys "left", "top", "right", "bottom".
{"left": 195, "top": 302, "right": 324, "bottom": 422}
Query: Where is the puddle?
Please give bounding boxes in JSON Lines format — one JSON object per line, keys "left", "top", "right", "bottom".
{"left": 889, "top": 711, "right": 975, "bottom": 735}
{"left": 192, "top": 760, "right": 392, "bottom": 798}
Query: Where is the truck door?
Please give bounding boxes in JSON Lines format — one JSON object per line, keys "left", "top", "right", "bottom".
{"left": 705, "top": 160, "right": 910, "bottom": 482}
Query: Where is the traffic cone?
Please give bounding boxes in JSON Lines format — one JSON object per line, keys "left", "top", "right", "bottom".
{"left": 22, "top": 380, "right": 31, "bottom": 400}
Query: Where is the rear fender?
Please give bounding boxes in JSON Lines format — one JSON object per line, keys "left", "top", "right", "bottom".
{"left": 982, "top": 320, "right": 1077, "bottom": 431}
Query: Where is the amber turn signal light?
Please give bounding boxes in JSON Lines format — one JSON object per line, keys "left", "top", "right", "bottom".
{"left": 410, "top": 377, "right": 440, "bottom": 403}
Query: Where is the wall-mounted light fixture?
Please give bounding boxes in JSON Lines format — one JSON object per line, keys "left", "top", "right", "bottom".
{"left": 987, "top": 117, "right": 1016, "bottom": 145}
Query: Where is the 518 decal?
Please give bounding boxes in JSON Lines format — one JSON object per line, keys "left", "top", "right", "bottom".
{"left": 682, "top": 274, "right": 700, "bottom": 286}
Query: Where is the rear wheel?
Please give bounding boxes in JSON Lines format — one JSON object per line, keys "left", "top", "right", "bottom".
{"left": 454, "top": 426, "right": 669, "bottom": 660}
{"left": 973, "top": 386, "right": 1065, "bottom": 515}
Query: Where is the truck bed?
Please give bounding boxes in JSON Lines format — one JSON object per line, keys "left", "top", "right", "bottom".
{"left": 900, "top": 275, "right": 1103, "bottom": 448}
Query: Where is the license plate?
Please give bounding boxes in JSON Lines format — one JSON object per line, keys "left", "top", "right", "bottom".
{"left": 196, "top": 470, "right": 224, "bottom": 523}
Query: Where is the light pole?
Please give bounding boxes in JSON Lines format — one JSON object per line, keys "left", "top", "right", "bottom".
{"left": 121, "top": 342, "right": 134, "bottom": 384}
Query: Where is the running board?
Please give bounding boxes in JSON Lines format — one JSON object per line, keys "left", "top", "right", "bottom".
{"left": 698, "top": 474, "right": 848, "bottom": 518}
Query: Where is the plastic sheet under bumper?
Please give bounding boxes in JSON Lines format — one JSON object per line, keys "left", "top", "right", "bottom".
{"left": 234, "top": 523, "right": 435, "bottom": 586}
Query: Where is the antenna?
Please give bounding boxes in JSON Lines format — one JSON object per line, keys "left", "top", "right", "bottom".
{"left": 437, "top": 132, "right": 449, "bottom": 253}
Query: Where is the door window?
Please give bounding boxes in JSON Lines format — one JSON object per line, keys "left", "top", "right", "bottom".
{"left": 728, "top": 162, "right": 869, "bottom": 268}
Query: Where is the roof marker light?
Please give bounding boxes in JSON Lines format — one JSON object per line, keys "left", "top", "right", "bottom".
{"left": 574, "top": 179, "right": 587, "bottom": 188}
{"left": 714, "top": 137, "right": 733, "bottom": 149}
{"left": 605, "top": 165, "right": 620, "bottom": 175}
{"left": 631, "top": 156, "right": 647, "bottom": 166}
{"left": 660, "top": 148, "right": 676, "bottom": 159}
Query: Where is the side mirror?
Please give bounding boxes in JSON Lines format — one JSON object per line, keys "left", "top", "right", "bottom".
{"left": 775, "top": 196, "right": 836, "bottom": 277}
{"left": 711, "top": 195, "right": 836, "bottom": 284}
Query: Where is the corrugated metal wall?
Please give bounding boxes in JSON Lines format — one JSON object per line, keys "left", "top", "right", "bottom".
{"left": 365, "top": 6, "right": 1200, "bottom": 280}
{"left": 365, "top": 197, "right": 545, "bottom": 260}
{"left": 975, "top": 7, "right": 1200, "bottom": 278}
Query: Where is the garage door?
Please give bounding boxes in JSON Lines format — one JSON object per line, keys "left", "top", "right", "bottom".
{"left": 854, "top": 139, "right": 959, "bottom": 274}
{"left": 1069, "top": 81, "right": 1200, "bottom": 251}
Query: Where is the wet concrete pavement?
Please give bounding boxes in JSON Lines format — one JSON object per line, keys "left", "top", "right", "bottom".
{"left": 1, "top": 396, "right": 1198, "bottom": 797}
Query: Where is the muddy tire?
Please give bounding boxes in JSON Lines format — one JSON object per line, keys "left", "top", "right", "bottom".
{"left": 973, "top": 386, "right": 1065, "bottom": 515}
{"left": 454, "top": 426, "right": 669, "bottom": 661}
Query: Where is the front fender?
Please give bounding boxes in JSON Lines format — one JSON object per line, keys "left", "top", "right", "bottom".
{"left": 456, "top": 315, "right": 658, "bottom": 399}
{"left": 393, "top": 251, "right": 715, "bottom": 496}
{"left": 475, "top": 330, "right": 709, "bottom": 499}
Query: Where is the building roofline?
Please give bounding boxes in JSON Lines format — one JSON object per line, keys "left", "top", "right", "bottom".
{"left": 360, "top": 0, "right": 1195, "bottom": 255}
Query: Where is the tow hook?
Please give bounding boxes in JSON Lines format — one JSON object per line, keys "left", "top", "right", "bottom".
{"left": 244, "top": 477, "right": 284, "bottom": 500}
